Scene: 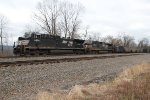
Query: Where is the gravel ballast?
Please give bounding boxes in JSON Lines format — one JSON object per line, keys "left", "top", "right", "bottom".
{"left": 0, "top": 54, "right": 150, "bottom": 100}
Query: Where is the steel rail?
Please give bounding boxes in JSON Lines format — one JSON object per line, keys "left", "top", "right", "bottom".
{"left": 0, "top": 54, "right": 143, "bottom": 67}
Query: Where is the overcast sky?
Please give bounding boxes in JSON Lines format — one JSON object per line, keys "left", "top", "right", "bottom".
{"left": 0, "top": 0, "right": 150, "bottom": 44}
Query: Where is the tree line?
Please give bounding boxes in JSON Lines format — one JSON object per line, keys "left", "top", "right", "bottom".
{"left": 101, "top": 34, "right": 149, "bottom": 49}
{"left": 33, "top": 0, "right": 83, "bottom": 39}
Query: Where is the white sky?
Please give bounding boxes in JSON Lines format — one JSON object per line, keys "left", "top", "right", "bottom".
{"left": 0, "top": 0, "right": 150, "bottom": 45}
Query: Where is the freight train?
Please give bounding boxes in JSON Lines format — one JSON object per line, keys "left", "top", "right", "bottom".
{"left": 13, "top": 32, "right": 148, "bottom": 56}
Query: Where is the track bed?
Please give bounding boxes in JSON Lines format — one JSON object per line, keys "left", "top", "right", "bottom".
{"left": 0, "top": 54, "right": 149, "bottom": 100}
{"left": 0, "top": 53, "right": 144, "bottom": 67}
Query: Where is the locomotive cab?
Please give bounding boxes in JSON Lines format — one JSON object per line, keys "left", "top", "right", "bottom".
{"left": 13, "top": 37, "right": 30, "bottom": 56}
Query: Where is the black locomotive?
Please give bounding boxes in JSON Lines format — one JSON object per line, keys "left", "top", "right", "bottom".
{"left": 13, "top": 32, "right": 113, "bottom": 56}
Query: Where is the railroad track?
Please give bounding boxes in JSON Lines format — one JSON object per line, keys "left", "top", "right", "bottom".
{"left": 0, "top": 53, "right": 143, "bottom": 67}
{"left": 0, "top": 54, "right": 76, "bottom": 58}
{"left": 0, "top": 53, "right": 144, "bottom": 59}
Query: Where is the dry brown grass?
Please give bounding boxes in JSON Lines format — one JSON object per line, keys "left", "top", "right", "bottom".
{"left": 34, "top": 91, "right": 67, "bottom": 100}
{"left": 107, "top": 73, "right": 150, "bottom": 100}
{"left": 104, "top": 63, "right": 150, "bottom": 100}
{"left": 32, "top": 63, "right": 150, "bottom": 100}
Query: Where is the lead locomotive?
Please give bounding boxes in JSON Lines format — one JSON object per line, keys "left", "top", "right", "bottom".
{"left": 13, "top": 32, "right": 113, "bottom": 56}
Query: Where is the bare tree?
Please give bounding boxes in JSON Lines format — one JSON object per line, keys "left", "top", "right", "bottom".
{"left": 25, "top": 24, "right": 40, "bottom": 33}
{"left": 90, "top": 32, "right": 101, "bottom": 41}
{"left": 60, "top": 2, "right": 72, "bottom": 38}
{"left": 138, "top": 38, "right": 149, "bottom": 48}
{"left": 83, "top": 25, "right": 89, "bottom": 40}
{"left": 113, "top": 38, "right": 123, "bottom": 46}
{"left": 0, "top": 14, "right": 8, "bottom": 53}
{"left": 121, "top": 35, "right": 134, "bottom": 47}
{"left": 101, "top": 35, "right": 121, "bottom": 45}
{"left": 69, "top": 3, "right": 83, "bottom": 39}
{"left": 34, "top": 0, "right": 60, "bottom": 35}
{"left": 23, "top": 24, "right": 41, "bottom": 37}
{"left": 130, "top": 41, "right": 137, "bottom": 48}
{"left": 114, "top": 33, "right": 135, "bottom": 47}
{"left": 102, "top": 35, "right": 114, "bottom": 44}
{"left": 101, "top": 34, "right": 136, "bottom": 47}
{"left": 60, "top": 1, "right": 83, "bottom": 39}
{"left": 34, "top": 0, "right": 84, "bottom": 38}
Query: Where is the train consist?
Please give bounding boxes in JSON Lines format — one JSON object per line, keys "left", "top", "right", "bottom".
{"left": 13, "top": 32, "right": 149, "bottom": 56}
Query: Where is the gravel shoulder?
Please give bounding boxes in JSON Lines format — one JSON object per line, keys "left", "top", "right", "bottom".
{"left": 0, "top": 54, "right": 150, "bottom": 100}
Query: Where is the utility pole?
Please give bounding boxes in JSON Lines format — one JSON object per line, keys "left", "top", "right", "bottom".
{"left": 0, "top": 15, "right": 7, "bottom": 54}
{"left": 0, "top": 24, "right": 3, "bottom": 54}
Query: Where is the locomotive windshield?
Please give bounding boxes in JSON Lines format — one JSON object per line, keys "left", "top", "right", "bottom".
{"left": 18, "top": 40, "right": 29, "bottom": 45}
{"left": 17, "top": 37, "right": 30, "bottom": 46}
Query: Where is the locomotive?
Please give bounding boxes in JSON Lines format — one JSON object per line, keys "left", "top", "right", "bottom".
{"left": 13, "top": 32, "right": 113, "bottom": 56}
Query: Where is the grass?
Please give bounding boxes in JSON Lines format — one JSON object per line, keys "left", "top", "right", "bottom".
{"left": 106, "top": 71, "right": 150, "bottom": 100}
{"left": 33, "top": 63, "right": 150, "bottom": 100}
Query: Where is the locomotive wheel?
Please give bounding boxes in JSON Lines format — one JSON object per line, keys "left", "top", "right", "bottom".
{"left": 35, "top": 50, "right": 40, "bottom": 56}
{"left": 73, "top": 50, "right": 77, "bottom": 54}
{"left": 91, "top": 50, "right": 97, "bottom": 54}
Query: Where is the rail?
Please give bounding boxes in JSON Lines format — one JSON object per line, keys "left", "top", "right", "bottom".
{"left": 0, "top": 53, "right": 144, "bottom": 67}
